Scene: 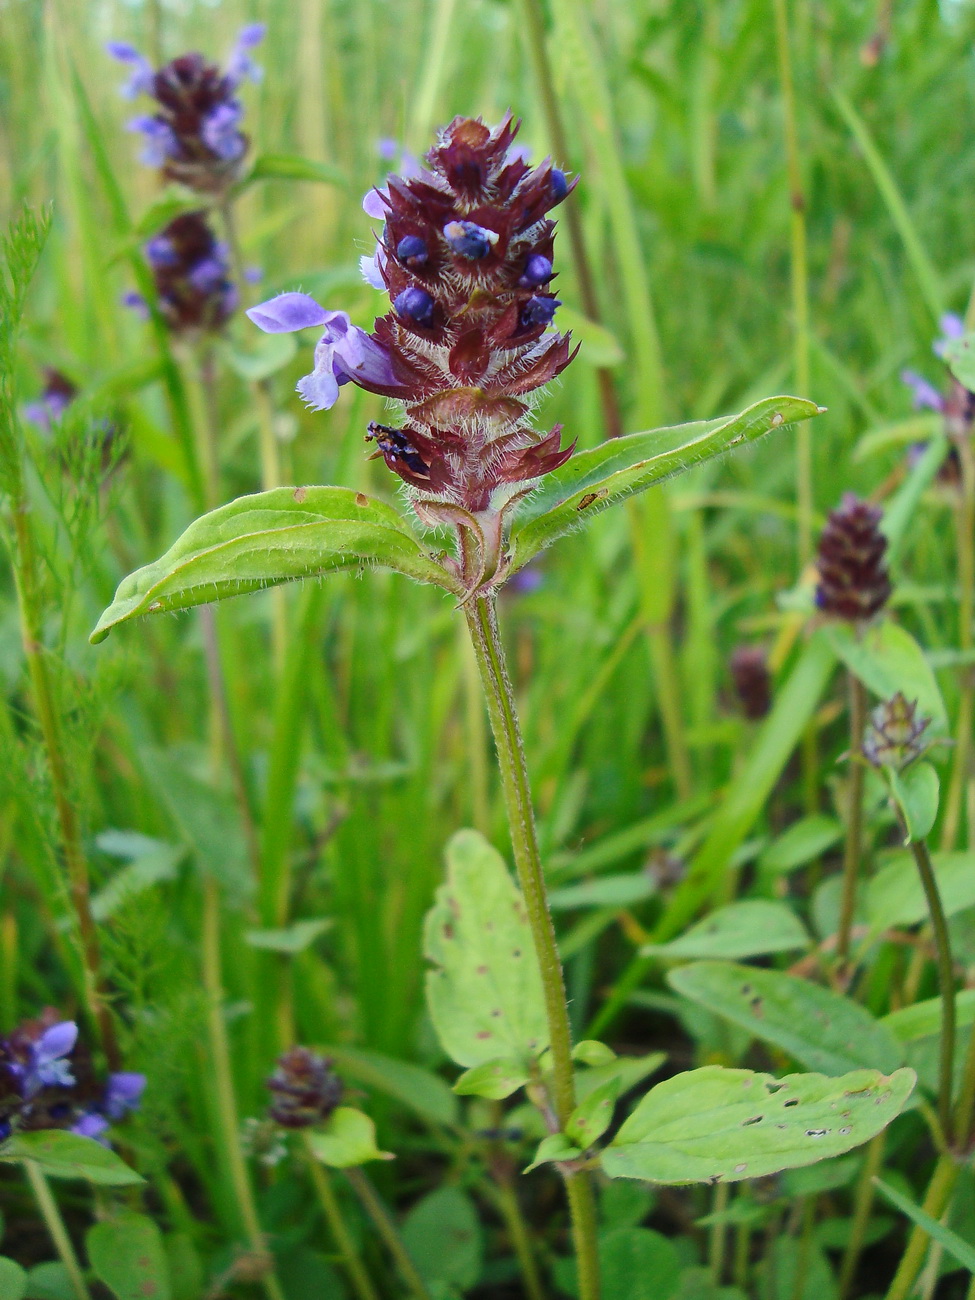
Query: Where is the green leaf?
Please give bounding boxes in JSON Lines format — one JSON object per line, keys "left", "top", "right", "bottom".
{"left": 244, "top": 918, "right": 332, "bottom": 953}
{"left": 525, "top": 1133, "right": 582, "bottom": 1172}
{"left": 0, "top": 1259, "right": 27, "bottom": 1300}
{"left": 577, "top": 1051, "right": 667, "bottom": 1102}
{"left": 453, "top": 1058, "right": 529, "bottom": 1100}
{"left": 87, "top": 1214, "right": 171, "bottom": 1300}
{"left": 668, "top": 962, "right": 904, "bottom": 1075}
{"left": 424, "top": 829, "right": 548, "bottom": 1069}
{"left": 940, "top": 330, "right": 975, "bottom": 393}
{"left": 23, "top": 1264, "right": 73, "bottom": 1300}
{"left": 599, "top": 1229, "right": 682, "bottom": 1300}
{"left": 673, "top": 1266, "right": 747, "bottom": 1300}
{"left": 882, "top": 989, "right": 975, "bottom": 1042}
{"left": 821, "top": 620, "right": 947, "bottom": 731}
{"left": 555, "top": 305, "right": 624, "bottom": 367}
{"left": 0, "top": 1132, "right": 144, "bottom": 1185}
{"left": 401, "top": 1187, "right": 483, "bottom": 1290}
{"left": 759, "top": 1238, "right": 835, "bottom": 1300}
{"left": 601, "top": 1065, "right": 915, "bottom": 1184}
{"left": 91, "top": 487, "right": 456, "bottom": 643}
{"left": 243, "top": 153, "right": 347, "bottom": 188}
{"left": 573, "top": 1040, "right": 617, "bottom": 1066}
{"left": 567, "top": 1076, "right": 620, "bottom": 1148}
{"left": 758, "top": 816, "right": 844, "bottom": 875}
{"left": 90, "top": 843, "right": 185, "bottom": 922}
{"left": 326, "top": 1047, "right": 459, "bottom": 1127}
{"left": 887, "top": 762, "right": 939, "bottom": 843}
{"left": 306, "top": 1108, "right": 391, "bottom": 1168}
{"left": 873, "top": 1178, "right": 975, "bottom": 1272}
{"left": 508, "top": 397, "right": 821, "bottom": 570}
{"left": 867, "top": 851, "right": 975, "bottom": 933}
{"left": 643, "top": 901, "right": 809, "bottom": 961}
{"left": 549, "top": 873, "right": 657, "bottom": 910}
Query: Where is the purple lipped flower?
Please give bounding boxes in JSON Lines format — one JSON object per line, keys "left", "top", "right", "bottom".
{"left": 17, "top": 1022, "right": 78, "bottom": 1099}
{"left": 360, "top": 246, "right": 387, "bottom": 290}
{"left": 127, "top": 116, "right": 177, "bottom": 167}
{"left": 901, "top": 368, "right": 946, "bottom": 413}
{"left": 202, "top": 103, "right": 246, "bottom": 161}
{"left": 933, "top": 312, "right": 965, "bottom": 359}
{"left": 247, "top": 292, "right": 406, "bottom": 411}
{"left": 73, "top": 1112, "right": 111, "bottom": 1144}
{"left": 225, "top": 23, "right": 267, "bottom": 87}
{"left": 23, "top": 370, "right": 77, "bottom": 431}
{"left": 106, "top": 42, "right": 155, "bottom": 98}
{"left": 103, "top": 1072, "right": 147, "bottom": 1120}
{"left": 145, "top": 235, "right": 177, "bottom": 267}
{"left": 144, "top": 212, "right": 237, "bottom": 335}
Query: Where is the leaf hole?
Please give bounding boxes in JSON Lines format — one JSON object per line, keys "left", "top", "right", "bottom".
{"left": 742, "top": 1115, "right": 764, "bottom": 1126}
{"left": 805, "top": 1128, "right": 829, "bottom": 1138}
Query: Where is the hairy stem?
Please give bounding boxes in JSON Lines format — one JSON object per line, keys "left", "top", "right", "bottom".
{"left": 836, "top": 673, "right": 867, "bottom": 969}
{"left": 202, "top": 877, "right": 285, "bottom": 1300}
{"left": 303, "top": 1140, "right": 380, "bottom": 1300}
{"left": 490, "top": 1176, "right": 546, "bottom": 1300}
{"left": 464, "top": 594, "right": 601, "bottom": 1299}
{"left": 25, "top": 1162, "right": 91, "bottom": 1300}
{"left": 344, "top": 1166, "right": 432, "bottom": 1300}
{"left": 909, "top": 837, "right": 956, "bottom": 1141}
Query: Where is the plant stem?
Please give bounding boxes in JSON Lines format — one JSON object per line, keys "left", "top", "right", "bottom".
{"left": 201, "top": 876, "right": 286, "bottom": 1300}
{"left": 490, "top": 1177, "right": 546, "bottom": 1300}
{"left": 952, "top": 1003, "right": 975, "bottom": 1150}
{"left": 941, "top": 438, "right": 975, "bottom": 851}
{"left": 836, "top": 673, "right": 867, "bottom": 970}
{"left": 25, "top": 1161, "right": 92, "bottom": 1300}
{"left": 709, "top": 1181, "right": 730, "bottom": 1283}
{"left": 838, "top": 1131, "right": 885, "bottom": 1299}
{"left": 464, "top": 594, "right": 601, "bottom": 1299}
{"left": 303, "top": 1139, "right": 380, "bottom": 1300}
{"left": 908, "top": 837, "right": 956, "bottom": 1141}
{"left": 517, "top": 0, "right": 622, "bottom": 439}
{"left": 884, "top": 1155, "right": 959, "bottom": 1300}
{"left": 344, "top": 1166, "right": 432, "bottom": 1300}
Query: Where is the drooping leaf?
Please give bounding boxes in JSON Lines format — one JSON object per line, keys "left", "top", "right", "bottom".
{"left": 306, "top": 1108, "right": 391, "bottom": 1168}
{"left": 566, "top": 1076, "right": 620, "bottom": 1148}
{"left": 91, "top": 487, "right": 456, "bottom": 643}
{"left": 525, "top": 1133, "right": 581, "bottom": 1172}
{"left": 86, "top": 1214, "right": 171, "bottom": 1300}
{"left": 867, "top": 851, "right": 975, "bottom": 933}
{"left": 758, "top": 816, "right": 844, "bottom": 875}
{"left": 887, "top": 762, "right": 939, "bottom": 844}
{"left": 401, "top": 1187, "right": 483, "bottom": 1290}
{"left": 244, "top": 918, "right": 332, "bottom": 953}
{"left": 243, "top": 153, "right": 347, "bottom": 188}
{"left": 0, "top": 1132, "right": 144, "bottom": 1185}
{"left": 821, "top": 620, "right": 947, "bottom": 731}
{"left": 601, "top": 1065, "right": 915, "bottom": 1184}
{"left": 508, "top": 397, "right": 820, "bottom": 570}
{"left": 873, "top": 1178, "right": 975, "bottom": 1272}
{"left": 326, "top": 1047, "right": 459, "bottom": 1127}
{"left": 424, "top": 829, "right": 548, "bottom": 1069}
{"left": 0, "top": 1259, "right": 27, "bottom": 1300}
{"left": 453, "top": 1058, "right": 529, "bottom": 1100}
{"left": 668, "top": 962, "right": 904, "bottom": 1075}
{"left": 643, "top": 901, "right": 810, "bottom": 961}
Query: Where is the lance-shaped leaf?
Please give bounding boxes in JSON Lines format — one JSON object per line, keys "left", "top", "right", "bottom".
{"left": 91, "top": 486, "right": 458, "bottom": 643}
{"left": 0, "top": 1131, "right": 144, "bottom": 1185}
{"left": 306, "top": 1108, "right": 391, "bottom": 1168}
{"left": 601, "top": 1065, "right": 915, "bottom": 1184}
{"left": 508, "top": 397, "right": 820, "bottom": 570}
{"left": 424, "top": 829, "right": 548, "bottom": 1069}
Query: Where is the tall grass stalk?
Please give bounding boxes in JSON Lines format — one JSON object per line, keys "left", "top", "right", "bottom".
{"left": 25, "top": 1162, "right": 92, "bottom": 1300}
{"left": 836, "top": 674, "right": 867, "bottom": 970}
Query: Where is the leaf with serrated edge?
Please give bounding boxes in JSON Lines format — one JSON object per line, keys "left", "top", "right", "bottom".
{"left": 602, "top": 1065, "right": 915, "bottom": 1184}
{"left": 0, "top": 1132, "right": 144, "bottom": 1185}
{"left": 424, "top": 830, "right": 548, "bottom": 1069}
{"left": 91, "top": 487, "right": 457, "bottom": 643}
{"left": 668, "top": 962, "right": 904, "bottom": 1076}
{"left": 508, "top": 397, "right": 820, "bottom": 570}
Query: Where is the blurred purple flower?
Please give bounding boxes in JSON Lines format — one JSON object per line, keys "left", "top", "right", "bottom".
{"left": 933, "top": 312, "right": 965, "bottom": 359}
{"left": 14, "top": 1022, "right": 78, "bottom": 1099}
{"left": 901, "top": 368, "right": 946, "bottom": 413}
{"left": 104, "top": 1072, "right": 147, "bottom": 1120}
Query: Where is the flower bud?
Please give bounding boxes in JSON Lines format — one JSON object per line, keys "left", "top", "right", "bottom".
{"left": 729, "top": 645, "right": 772, "bottom": 721}
{"left": 815, "top": 493, "right": 891, "bottom": 623}
{"left": 266, "top": 1047, "right": 343, "bottom": 1129}
{"left": 861, "top": 693, "right": 931, "bottom": 772}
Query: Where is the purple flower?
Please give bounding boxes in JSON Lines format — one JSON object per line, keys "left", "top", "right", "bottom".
{"left": 901, "top": 369, "right": 946, "bottom": 413}
{"left": 226, "top": 24, "right": 267, "bottom": 87}
{"left": 247, "top": 292, "right": 403, "bottom": 410}
{"left": 16, "top": 1022, "right": 77, "bottom": 1098}
{"left": 121, "top": 291, "right": 150, "bottom": 320}
{"left": 360, "top": 246, "right": 387, "bottom": 290}
{"left": 106, "top": 42, "right": 155, "bottom": 98}
{"left": 443, "top": 220, "right": 497, "bottom": 260}
{"left": 202, "top": 103, "right": 246, "bottom": 161}
{"left": 104, "top": 1072, "right": 147, "bottom": 1120}
{"left": 73, "top": 1113, "right": 111, "bottom": 1144}
{"left": 127, "top": 116, "right": 177, "bottom": 167}
{"left": 363, "top": 187, "right": 390, "bottom": 220}
{"left": 145, "top": 235, "right": 177, "bottom": 267}
{"left": 933, "top": 312, "right": 965, "bottom": 359}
